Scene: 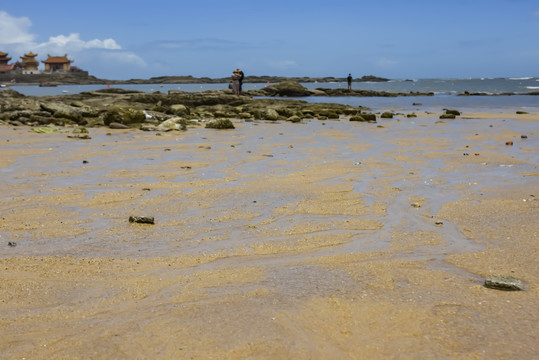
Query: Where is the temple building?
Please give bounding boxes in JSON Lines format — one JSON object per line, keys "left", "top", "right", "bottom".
{"left": 42, "top": 54, "right": 73, "bottom": 72}
{"left": 20, "top": 52, "right": 40, "bottom": 74}
{"left": 0, "top": 51, "right": 15, "bottom": 73}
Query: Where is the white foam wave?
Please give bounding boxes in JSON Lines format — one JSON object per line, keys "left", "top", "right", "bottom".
{"left": 509, "top": 77, "right": 532, "bottom": 80}
{"left": 526, "top": 86, "right": 539, "bottom": 89}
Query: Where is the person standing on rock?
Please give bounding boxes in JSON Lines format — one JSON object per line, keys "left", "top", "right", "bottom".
{"left": 231, "top": 69, "right": 242, "bottom": 95}
{"left": 238, "top": 69, "right": 244, "bottom": 94}
{"left": 347, "top": 73, "right": 353, "bottom": 90}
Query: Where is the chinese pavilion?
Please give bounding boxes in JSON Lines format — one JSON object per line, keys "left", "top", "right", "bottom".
{"left": 20, "top": 52, "right": 40, "bottom": 73}
{"left": 42, "top": 54, "right": 73, "bottom": 72}
{"left": 0, "top": 51, "right": 15, "bottom": 73}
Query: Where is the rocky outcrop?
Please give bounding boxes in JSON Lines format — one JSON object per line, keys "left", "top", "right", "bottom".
{"left": 257, "top": 81, "right": 313, "bottom": 97}
{"left": 1, "top": 86, "right": 375, "bottom": 131}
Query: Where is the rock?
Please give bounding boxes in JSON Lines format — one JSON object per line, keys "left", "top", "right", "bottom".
{"left": 484, "top": 276, "right": 524, "bottom": 291}
{"left": 157, "top": 117, "right": 187, "bottom": 131}
{"left": 380, "top": 112, "right": 394, "bottom": 119}
{"left": 129, "top": 216, "right": 155, "bottom": 224}
{"left": 72, "top": 127, "right": 89, "bottom": 134}
{"left": 262, "top": 108, "right": 280, "bottom": 120}
{"left": 360, "top": 113, "right": 377, "bottom": 121}
{"left": 170, "top": 104, "right": 190, "bottom": 115}
{"left": 521, "top": 135, "right": 528, "bottom": 139}
{"left": 349, "top": 115, "right": 367, "bottom": 122}
{"left": 260, "top": 81, "right": 312, "bottom": 97}
{"left": 445, "top": 109, "right": 461, "bottom": 116}
{"left": 67, "top": 133, "right": 91, "bottom": 140}
{"left": 205, "top": 119, "right": 235, "bottom": 129}
{"left": 109, "top": 122, "right": 130, "bottom": 129}
{"left": 117, "top": 108, "right": 146, "bottom": 125}
{"left": 440, "top": 113, "right": 456, "bottom": 119}
{"left": 101, "top": 110, "right": 122, "bottom": 126}
{"left": 30, "top": 125, "right": 64, "bottom": 134}
{"left": 505, "top": 141, "right": 513, "bottom": 146}
{"left": 40, "top": 101, "right": 83, "bottom": 123}
{"left": 287, "top": 115, "right": 301, "bottom": 123}
{"left": 516, "top": 111, "right": 528, "bottom": 114}
{"left": 8, "top": 241, "right": 17, "bottom": 247}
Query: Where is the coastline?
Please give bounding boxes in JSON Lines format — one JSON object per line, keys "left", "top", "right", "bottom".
{"left": 0, "top": 74, "right": 390, "bottom": 86}
{"left": 0, "top": 108, "right": 537, "bottom": 358}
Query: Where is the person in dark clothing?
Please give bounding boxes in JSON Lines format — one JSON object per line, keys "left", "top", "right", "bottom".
{"left": 231, "top": 69, "right": 242, "bottom": 95}
{"left": 347, "top": 73, "right": 353, "bottom": 90}
{"left": 238, "top": 69, "right": 244, "bottom": 94}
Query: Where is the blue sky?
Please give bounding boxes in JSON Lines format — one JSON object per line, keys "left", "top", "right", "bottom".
{"left": 1, "top": 0, "right": 538, "bottom": 80}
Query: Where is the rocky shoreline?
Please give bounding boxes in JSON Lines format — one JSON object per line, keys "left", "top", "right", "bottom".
{"left": 0, "top": 73, "right": 389, "bottom": 86}
{"left": 0, "top": 81, "right": 407, "bottom": 131}
{"left": 1, "top": 80, "right": 537, "bottom": 132}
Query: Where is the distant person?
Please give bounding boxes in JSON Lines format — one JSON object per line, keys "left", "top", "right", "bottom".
{"left": 238, "top": 69, "right": 244, "bottom": 94}
{"left": 347, "top": 73, "right": 353, "bottom": 90}
{"left": 231, "top": 69, "right": 242, "bottom": 95}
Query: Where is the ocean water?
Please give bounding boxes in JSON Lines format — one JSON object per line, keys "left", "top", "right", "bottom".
{"left": 3, "top": 77, "right": 539, "bottom": 96}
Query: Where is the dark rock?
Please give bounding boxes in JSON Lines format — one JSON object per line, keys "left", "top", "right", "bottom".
{"left": 349, "top": 115, "right": 367, "bottom": 122}
{"left": 8, "top": 241, "right": 17, "bottom": 247}
{"left": 129, "top": 216, "right": 155, "bottom": 224}
{"left": 445, "top": 109, "right": 461, "bottom": 116}
{"left": 484, "top": 276, "right": 524, "bottom": 291}
{"left": 380, "top": 112, "right": 394, "bottom": 119}
{"left": 360, "top": 113, "right": 377, "bottom": 121}
{"left": 101, "top": 110, "right": 122, "bottom": 126}
{"left": 440, "top": 113, "right": 456, "bottom": 119}
{"left": 516, "top": 111, "right": 528, "bottom": 114}
{"left": 67, "top": 134, "right": 91, "bottom": 140}
{"left": 205, "top": 119, "right": 235, "bottom": 129}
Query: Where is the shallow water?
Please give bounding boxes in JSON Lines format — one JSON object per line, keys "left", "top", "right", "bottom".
{"left": 1, "top": 115, "right": 537, "bottom": 264}
{"left": 1, "top": 109, "right": 538, "bottom": 359}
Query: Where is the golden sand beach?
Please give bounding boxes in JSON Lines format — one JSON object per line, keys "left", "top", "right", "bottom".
{"left": 0, "top": 110, "right": 537, "bottom": 359}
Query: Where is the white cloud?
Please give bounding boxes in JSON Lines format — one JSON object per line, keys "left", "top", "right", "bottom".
{"left": 268, "top": 60, "right": 297, "bottom": 69}
{"left": 36, "top": 33, "right": 122, "bottom": 52}
{"left": 0, "top": 11, "right": 35, "bottom": 45}
{"left": 0, "top": 11, "right": 144, "bottom": 74}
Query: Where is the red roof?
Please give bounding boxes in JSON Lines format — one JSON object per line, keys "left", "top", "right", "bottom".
{"left": 42, "top": 55, "right": 72, "bottom": 64}
{"left": 0, "top": 64, "right": 15, "bottom": 72}
{"left": 22, "top": 52, "right": 38, "bottom": 58}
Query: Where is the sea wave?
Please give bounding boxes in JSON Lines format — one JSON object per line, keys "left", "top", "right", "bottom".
{"left": 526, "top": 86, "right": 539, "bottom": 89}
{"left": 509, "top": 77, "right": 533, "bottom": 80}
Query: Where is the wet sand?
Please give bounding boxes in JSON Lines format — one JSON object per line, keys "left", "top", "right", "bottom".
{"left": 0, "top": 110, "right": 538, "bottom": 359}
